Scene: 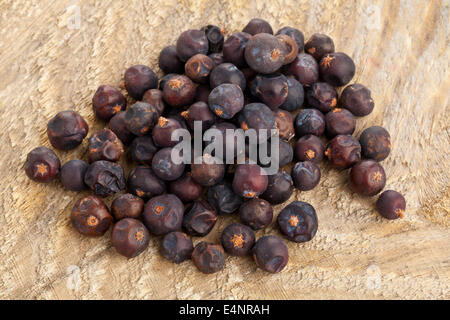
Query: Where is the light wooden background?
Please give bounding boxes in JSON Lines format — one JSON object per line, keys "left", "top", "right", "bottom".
{"left": 0, "top": 0, "right": 448, "bottom": 299}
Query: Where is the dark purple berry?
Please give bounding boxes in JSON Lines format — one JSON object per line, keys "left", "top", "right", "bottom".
{"left": 252, "top": 235, "right": 288, "bottom": 273}
{"left": 325, "top": 135, "right": 361, "bottom": 168}
{"left": 207, "top": 181, "right": 243, "bottom": 215}
{"left": 223, "top": 32, "right": 251, "bottom": 68}
{"left": 47, "top": 110, "right": 89, "bottom": 150}
{"left": 92, "top": 85, "right": 127, "bottom": 121}
{"left": 201, "top": 25, "right": 224, "bottom": 53}
{"left": 109, "top": 111, "right": 135, "bottom": 145}
{"left": 88, "top": 128, "right": 124, "bottom": 163}
{"left": 60, "top": 159, "right": 88, "bottom": 191}
{"left": 185, "top": 54, "right": 215, "bottom": 84}
{"left": 276, "top": 26, "right": 305, "bottom": 52}
{"left": 210, "top": 63, "right": 246, "bottom": 90}
{"left": 176, "top": 29, "right": 209, "bottom": 62}
{"left": 112, "top": 218, "right": 150, "bottom": 258}
{"left": 245, "top": 33, "right": 285, "bottom": 74}
{"left": 239, "top": 198, "right": 273, "bottom": 230}
{"left": 232, "top": 163, "right": 268, "bottom": 198}
{"left": 208, "top": 83, "right": 244, "bottom": 119}
{"left": 183, "top": 200, "right": 218, "bottom": 236}
{"left": 124, "top": 65, "right": 158, "bottom": 100}
{"left": 250, "top": 73, "right": 288, "bottom": 110}
{"left": 340, "top": 84, "right": 375, "bottom": 116}
{"left": 306, "top": 82, "right": 338, "bottom": 113}
{"left": 349, "top": 160, "right": 386, "bottom": 196}
{"left": 142, "top": 89, "right": 166, "bottom": 115}
{"left": 152, "top": 147, "right": 185, "bottom": 181}
{"left": 158, "top": 45, "right": 184, "bottom": 74}
{"left": 159, "top": 73, "right": 177, "bottom": 90}
{"left": 191, "top": 154, "right": 225, "bottom": 187}
{"left": 221, "top": 223, "right": 255, "bottom": 256}
{"left": 84, "top": 160, "right": 126, "bottom": 197}
{"left": 376, "top": 190, "right": 406, "bottom": 220}
{"left": 262, "top": 139, "right": 293, "bottom": 168}
{"left": 238, "top": 103, "right": 277, "bottom": 143}
{"left": 291, "top": 161, "right": 321, "bottom": 191}
{"left": 162, "top": 75, "right": 196, "bottom": 108}
{"left": 359, "top": 126, "right": 391, "bottom": 161}
{"left": 181, "top": 101, "right": 216, "bottom": 131}
{"left": 111, "top": 193, "right": 144, "bottom": 220}
{"left": 304, "top": 33, "right": 335, "bottom": 61}
{"left": 127, "top": 166, "right": 166, "bottom": 199}
{"left": 279, "top": 78, "right": 304, "bottom": 111}
{"left": 192, "top": 242, "right": 225, "bottom": 274}
{"left": 143, "top": 194, "right": 184, "bottom": 235}
{"left": 276, "top": 34, "right": 299, "bottom": 64}
{"left": 71, "top": 195, "right": 113, "bottom": 237}
{"left": 208, "top": 53, "right": 225, "bottom": 66}
{"left": 205, "top": 122, "right": 245, "bottom": 159}
{"left": 169, "top": 173, "right": 203, "bottom": 203}
{"left": 325, "top": 108, "right": 356, "bottom": 138}
{"left": 130, "top": 136, "right": 158, "bottom": 165}
{"left": 319, "top": 52, "right": 355, "bottom": 87}
{"left": 284, "top": 53, "right": 319, "bottom": 87}
{"left": 152, "top": 117, "right": 183, "bottom": 148}
{"left": 274, "top": 109, "right": 295, "bottom": 141}
{"left": 277, "top": 201, "right": 318, "bottom": 243}
{"left": 294, "top": 108, "right": 325, "bottom": 137}
{"left": 294, "top": 135, "right": 324, "bottom": 163}
{"left": 25, "top": 147, "right": 60, "bottom": 183}
{"left": 261, "top": 170, "right": 294, "bottom": 205}
{"left": 242, "top": 18, "right": 273, "bottom": 35}
{"left": 161, "top": 231, "right": 194, "bottom": 263}
{"left": 124, "top": 102, "right": 159, "bottom": 136}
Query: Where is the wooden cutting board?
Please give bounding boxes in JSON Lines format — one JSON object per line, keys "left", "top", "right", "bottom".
{"left": 0, "top": 0, "right": 448, "bottom": 299}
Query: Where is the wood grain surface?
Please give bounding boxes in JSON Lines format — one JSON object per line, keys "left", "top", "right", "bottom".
{"left": 0, "top": 0, "right": 449, "bottom": 300}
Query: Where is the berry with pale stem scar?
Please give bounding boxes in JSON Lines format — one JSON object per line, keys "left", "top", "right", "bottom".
{"left": 71, "top": 195, "right": 113, "bottom": 237}
{"left": 304, "top": 33, "right": 335, "bottom": 61}
{"left": 208, "top": 83, "right": 244, "bottom": 119}
{"left": 151, "top": 117, "right": 183, "bottom": 148}
{"left": 325, "top": 135, "right": 361, "bottom": 168}
{"left": 221, "top": 223, "right": 255, "bottom": 256}
{"left": 325, "top": 108, "right": 356, "bottom": 138}
{"left": 376, "top": 190, "right": 406, "bottom": 220}
{"left": 143, "top": 194, "right": 184, "bottom": 236}
{"left": 245, "top": 33, "right": 285, "bottom": 74}
{"left": 162, "top": 75, "right": 196, "bottom": 107}
{"left": 306, "top": 82, "right": 338, "bottom": 113}
{"left": 277, "top": 201, "right": 318, "bottom": 243}
{"left": 319, "top": 52, "right": 355, "bottom": 87}
{"left": 87, "top": 128, "right": 124, "bottom": 163}
{"left": 111, "top": 218, "right": 150, "bottom": 258}
{"left": 181, "top": 101, "right": 216, "bottom": 131}
{"left": 232, "top": 163, "right": 268, "bottom": 198}
{"left": 92, "top": 85, "right": 127, "bottom": 121}
{"left": 349, "top": 160, "right": 386, "bottom": 196}
{"left": 294, "top": 135, "right": 324, "bottom": 163}
{"left": 185, "top": 54, "right": 215, "bottom": 84}
{"left": 25, "top": 147, "right": 60, "bottom": 183}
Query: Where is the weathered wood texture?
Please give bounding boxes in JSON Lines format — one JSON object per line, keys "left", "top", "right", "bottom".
{"left": 0, "top": 0, "right": 449, "bottom": 299}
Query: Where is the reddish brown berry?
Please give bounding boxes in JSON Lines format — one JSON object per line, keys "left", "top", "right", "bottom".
{"left": 325, "top": 108, "right": 356, "bottom": 138}
{"left": 25, "top": 147, "right": 60, "bottom": 183}
{"left": 221, "top": 223, "right": 255, "bottom": 256}
{"left": 71, "top": 195, "right": 113, "bottom": 237}
{"left": 162, "top": 75, "right": 196, "bottom": 108}
{"left": 84, "top": 160, "right": 126, "bottom": 197}
{"left": 359, "top": 126, "right": 391, "bottom": 161}
{"left": 124, "top": 65, "right": 158, "bottom": 100}
{"left": 376, "top": 190, "right": 406, "bottom": 220}
{"left": 185, "top": 54, "right": 215, "bottom": 84}
{"left": 252, "top": 235, "right": 288, "bottom": 273}
{"left": 92, "top": 85, "right": 127, "bottom": 121}
{"left": 47, "top": 110, "right": 89, "bottom": 150}
{"left": 143, "top": 194, "right": 184, "bottom": 236}
{"left": 319, "top": 52, "right": 355, "bottom": 87}
{"left": 294, "top": 135, "right": 324, "bottom": 163}
{"left": 192, "top": 242, "right": 225, "bottom": 274}
{"left": 161, "top": 231, "right": 194, "bottom": 263}
{"left": 340, "top": 84, "right": 375, "bottom": 117}
{"left": 111, "top": 194, "right": 144, "bottom": 220}
{"left": 124, "top": 102, "right": 159, "bottom": 136}
{"left": 183, "top": 200, "right": 218, "bottom": 236}
{"left": 349, "top": 160, "right": 386, "bottom": 196}
{"left": 88, "top": 128, "right": 124, "bottom": 163}
{"left": 325, "top": 135, "right": 361, "bottom": 168}
{"left": 111, "top": 218, "right": 150, "bottom": 258}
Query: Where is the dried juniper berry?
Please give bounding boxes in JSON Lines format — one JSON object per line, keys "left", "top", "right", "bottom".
{"left": 245, "top": 33, "right": 285, "bottom": 74}
{"left": 276, "top": 34, "right": 299, "bottom": 65}
{"left": 294, "top": 134, "right": 324, "bottom": 163}
{"left": 159, "top": 73, "right": 176, "bottom": 90}
{"left": 158, "top": 45, "right": 185, "bottom": 74}
{"left": 176, "top": 29, "right": 209, "bottom": 62}
{"left": 349, "top": 160, "right": 386, "bottom": 196}
{"left": 276, "top": 26, "right": 305, "bottom": 52}
{"left": 162, "top": 74, "right": 196, "bottom": 108}
{"left": 376, "top": 190, "right": 406, "bottom": 220}
{"left": 291, "top": 161, "right": 321, "bottom": 191}
{"left": 207, "top": 181, "right": 243, "bottom": 215}
{"left": 191, "top": 154, "right": 225, "bottom": 187}
{"left": 92, "top": 85, "right": 127, "bottom": 121}
{"left": 209, "top": 63, "right": 246, "bottom": 90}
{"left": 208, "top": 53, "right": 224, "bottom": 66}
{"left": 250, "top": 73, "right": 288, "bottom": 110}
{"left": 232, "top": 163, "right": 268, "bottom": 198}
{"left": 127, "top": 166, "right": 166, "bottom": 199}
{"left": 261, "top": 170, "right": 294, "bottom": 205}
{"left": 325, "top": 108, "right": 356, "bottom": 138}
{"left": 109, "top": 111, "right": 135, "bottom": 145}
{"left": 252, "top": 235, "right": 288, "bottom": 273}
{"left": 169, "top": 173, "right": 203, "bottom": 203}
{"left": 130, "top": 136, "right": 158, "bottom": 165}
{"left": 319, "top": 52, "right": 355, "bottom": 87}
{"left": 151, "top": 147, "right": 185, "bottom": 181}
{"left": 208, "top": 83, "right": 244, "bottom": 119}
{"left": 47, "top": 110, "right": 89, "bottom": 150}
{"left": 142, "top": 89, "right": 166, "bottom": 115}
{"left": 161, "top": 231, "right": 194, "bottom": 263}
{"left": 84, "top": 160, "right": 126, "bottom": 197}
{"left": 201, "top": 25, "right": 224, "bottom": 53}
{"left": 304, "top": 33, "right": 335, "bottom": 61}
{"left": 194, "top": 84, "right": 212, "bottom": 103}
{"left": 325, "top": 135, "right": 361, "bottom": 168}
{"left": 294, "top": 108, "right": 325, "bottom": 137}
{"left": 340, "top": 84, "right": 375, "bottom": 117}
{"left": 71, "top": 195, "right": 113, "bottom": 237}
{"left": 275, "top": 109, "right": 295, "bottom": 141}
{"left": 279, "top": 78, "right": 304, "bottom": 111}
{"left": 124, "top": 102, "right": 159, "bottom": 136}
{"left": 306, "top": 82, "right": 338, "bottom": 113}
{"left": 88, "top": 128, "right": 124, "bottom": 163}
{"left": 242, "top": 18, "right": 273, "bottom": 35}
{"left": 262, "top": 139, "right": 293, "bottom": 168}
{"left": 185, "top": 54, "right": 215, "bottom": 84}
{"left": 359, "top": 126, "right": 391, "bottom": 161}
{"left": 277, "top": 201, "right": 318, "bottom": 243}
{"left": 239, "top": 198, "right": 273, "bottom": 230}
{"left": 112, "top": 218, "right": 150, "bottom": 258}
{"left": 151, "top": 117, "right": 183, "bottom": 148}
{"left": 192, "top": 242, "right": 225, "bottom": 274}
{"left": 60, "top": 159, "right": 88, "bottom": 191}
{"left": 111, "top": 193, "right": 144, "bottom": 220}
{"left": 284, "top": 53, "right": 319, "bottom": 87}
{"left": 205, "top": 122, "right": 245, "bottom": 159}
{"left": 238, "top": 103, "right": 277, "bottom": 143}
{"left": 143, "top": 194, "right": 184, "bottom": 235}
{"left": 183, "top": 200, "right": 218, "bottom": 236}
{"left": 181, "top": 101, "right": 216, "bottom": 131}
{"left": 25, "top": 147, "right": 60, "bottom": 183}
{"left": 223, "top": 32, "right": 251, "bottom": 68}
{"left": 221, "top": 223, "right": 255, "bottom": 256}
{"left": 124, "top": 65, "right": 158, "bottom": 100}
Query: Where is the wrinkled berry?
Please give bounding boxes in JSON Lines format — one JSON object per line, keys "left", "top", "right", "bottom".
{"left": 261, "top": 170, "right": 294, "bottom": 205}
{"left": 319, "top": 52, "right": 355, "bottom": 87}
{"left": 276, "top": 34, "right": 299, "bottom": 64}
{"left": 162, "top": 75, "right": 196, "bottom": 108}
{"left": 159, "top": 73, "right": 177, "bottom": 90}
{"left": 242, "top": 18, "right": 273, "bottom": 35}
{"left": 325, "top": 108, "right": 356, "bottom": 138}
{"left": 47, "top": 110, "right": 89, "bottom": 150}
{"left": 25, "top": 147, "right": 60, "bottom": 183}
{"left": 232, "top": 163, "right": 268, "bottom": 198}
{"left": 124, "top": 102, "right": 159, "bottom": 136}
{"left": 152, "top": 147, "right": 185, "bottom": 181}
{"left": 284, "top": 53, "right": 319, "bottom": 87}
{"left": 208, "top": 83, "right": 244, "bottom": 119}
{"left": 274, "top": 109, "right": 295, "bottom": 141}
{"left": 209, "top": 63, "right": 246, "bottom": 90}
{"left": 191, "top": 154, "right": 225, "bottom": 187}
{"left": 109, "top": 111, "right": 135, "bottom": 145}
{"left": 111, "top": 193, "right": 144, "bottom": 220}
{"left": 252, "top": 235, "right": 288, "bottom": 273}
{"left": 292, "top": 161, "right": 321, "bottom": 191}
{"left": 340, "top": 84, "right": 374, "bottom": 117}
{"left": 294, "top": 134, "right": 324, "bottom": 163}
{"left": 88, "top": 128, "right": 123, "bottom": 163}
{"left": 359, "top": 126, "right": 391, "bottom": 161}
{"left": 376, "top": 190, "right": 406, "bottom": 220}
{"left": 71, "top": 195, "right": 113, "bottom": 237}
{"left": 279, "top": 78, "right": 304, "bottom": 111}
{"left": 207, "top": 181, "right": 243, "bottom": 215}
{"left": 161, "top": 231, "right": 194, "bottom": 263}
{"left": 192, "top": 242, "right": 225, "bottom": 274}
{"left": 221, "top": 223, "right": 255, "bottom": 256}
{"left": 143, "top": 194, "right": 184, "bottom": 235}
{"left": 112, "top": 218, "right": 150, "bottom": 258}
{"left": 325, "top": 135, "right": 361, "bottom": 168}
{"left": 169, "top": 173, "right": 203, "bottom": 203}
{"left": 183, "top": 200, "right": 218, "bottom": 236}
{"left": 306, "top": 82, "right": 338, "bottom": 113}
{"left": 238, "top": 103, "right": 277, "bottom": 143}
{"left": 158, "top": 45, "right": 184, "bottom": 74}
{"left": 223, "top": 32, "right": 251, "bottom": 68}
{"left": 60, "top": 159, "right": 88, "bottom": 191}
{"left": 239, "top": 198, "right": 273, "bottom": 230}
{"left": 349, "top": 160, "right": 386, "bottom": 196}
{"left": 277, "top": 201, "right": 318, "bottom": 243}
{"left": 304, "top": 33, "right": 335, "bottom": 61}
{"left": 142, "top": 89, "right": 166, "bottom": 115}
{"left": 92, "top": 85, "right": 127, "bottom": 121}
{"left": 250, "top": 73, "right": 288, "bottom": 110}
{"left": 124, "top": 65, "right": 158, "bottom": 100}
{"left": 245, "top": 33, "right": 285, "bottom": 74}
{"left": 127, "top": 166, "right": 166, "bottom": 199}
{"left": 294, "top": 108, "right": 325, "bottom": 137}
{"left": 176, "top": 29, "right": 209, "bottom": 62}
{"left": 201, "top": 25, "right": 224, "bottom": 53}
{"left": 276, "top": 26, "right": 305, "bottom": 52}
{"left": 130, "top": 136, "right": 158, "bottom": 165}
{"left": 84, "top": 160, "right": 126, "bottom": 197}
{"left": 152, "top": 117, "right": 183, "bottom": 147}
{"left": 185, "top": 54, "right": 215, "bottom": 84}
{"left": 181, "top": 101, "right": 216, "bottom": 131}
